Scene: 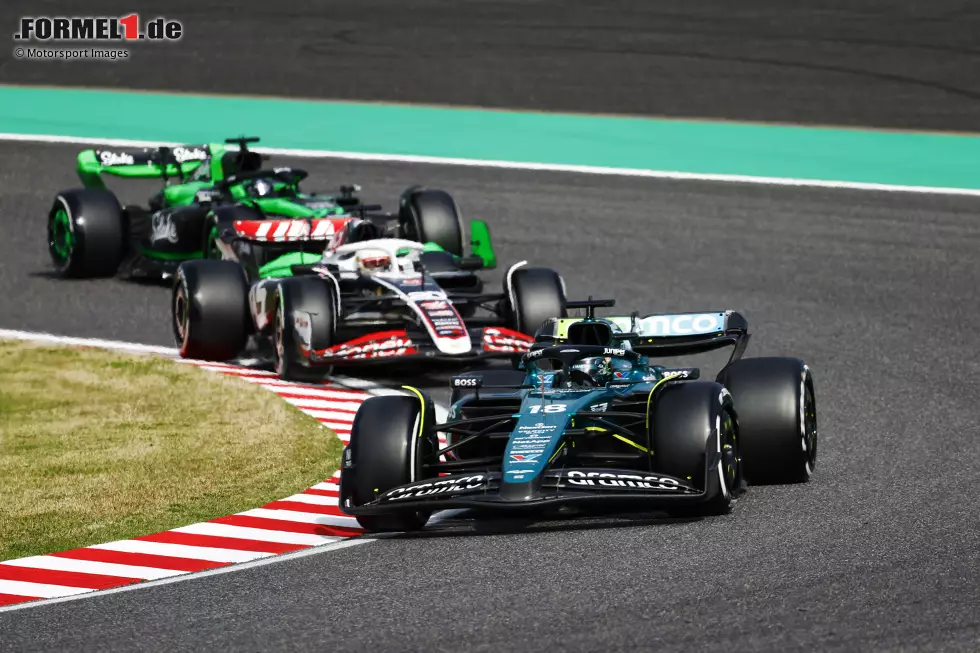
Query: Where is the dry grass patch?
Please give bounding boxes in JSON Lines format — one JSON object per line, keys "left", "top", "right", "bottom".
{"left": 0, "top": 340, "right": 342, "bottom": 560}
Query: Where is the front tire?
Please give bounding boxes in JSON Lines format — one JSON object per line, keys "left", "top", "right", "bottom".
{"left": 173, "top": 260, "right": 250, "bottom": 361}
{"left": 651, "top": 381, "right": 741, "bottom": 516}
{"left": 273, "top": 277, "right": 337, "bottom": 383}
{"left": 48, "top": 189, "right": 126, "bottom": 278}
{"left": 398, "top": 187, "right": 464, "bottom": 256}
{"left": 717, "top": 357, "right": 817, "bottom": 485}
{"left": 339, "top": 393, "right": 439, "bottom": 532}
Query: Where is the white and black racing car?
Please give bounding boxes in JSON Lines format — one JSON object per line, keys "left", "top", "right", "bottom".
{"left": 170, "top": 216, "right": 569, "bottom": 381}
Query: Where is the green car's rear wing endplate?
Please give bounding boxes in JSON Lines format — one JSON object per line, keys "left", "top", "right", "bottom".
{"left": 415, "top": 219, "right": 497, "bottom": 270}
{"left": 76, "top": 144, "right": 213, "bottom": 189}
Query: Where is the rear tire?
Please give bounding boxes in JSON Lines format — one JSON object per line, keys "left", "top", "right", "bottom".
{"left": 507, "top": 267, "right": 567, "bottom": 336}
{"left": 273, "top": 277, "right": 337, "bottom": 383}
{"left": 48, "top": 189, "right": 126, "bottom": 277}
{"left": 173, "top": 260, "right": 249, "bottom": 361}
{"left": 339, "top": 393, "right": 439, "bottom": 532}
{"left": 717, "top": 357, "right": 816, "bottom": 485}
{"left": 651, "top": 381, "right": 741, "bottom": 516}
{"left": 398, "top": 187, "right": 464, "bottom": 256}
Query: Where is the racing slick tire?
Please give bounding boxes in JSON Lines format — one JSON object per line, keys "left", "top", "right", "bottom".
{"left": 716, "top": 357, "right": 817, "bottom": 485}
{"left": 339, "top": 393, "right": 439, "bottom": 532}
{"left": 172, "top": 260, "right": 250, "bottom": 361}
{"left": 650, "top": 381, "right": 741, "bottom": 516}
{"left": 273, "top": 277, "right": 337, "bottom": 383}
{"left": 449, "top": 369, "right": 528, "bottom": 405}
{"left": 47, "top": 189, "right": 126, "bottom": 278}
{"left": 398, "top": 187, "right": 464, "bottom": 256}
{"left": 507, "top": 267, "right": 567, "bottom": 336}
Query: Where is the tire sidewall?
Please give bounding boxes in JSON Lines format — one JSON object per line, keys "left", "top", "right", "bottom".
{"left": 171, "top": 260, "right": 249, "bottom": 361}
{"left": 508, "top": 267, "right": 567, "bottom": 335}
{"left": 48, "top": 189, "right": 125, "bottom": 278}
{"left": 718, "top": 357, "right": 816, "bottom": 485}
{"left": 651, "top": 381, "right": 740, "bottom": 509}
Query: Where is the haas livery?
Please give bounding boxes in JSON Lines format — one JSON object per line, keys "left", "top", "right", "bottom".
{"left": 172, "top": 214, "right": 569, "bottom": 382}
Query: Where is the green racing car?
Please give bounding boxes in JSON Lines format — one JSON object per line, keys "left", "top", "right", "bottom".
{"left": 46, "top": 136, "right": 473, "bottom": 279}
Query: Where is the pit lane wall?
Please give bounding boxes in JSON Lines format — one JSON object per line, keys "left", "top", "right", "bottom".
{"left": 2, "top": 85, "right": 980, "bottom": 192}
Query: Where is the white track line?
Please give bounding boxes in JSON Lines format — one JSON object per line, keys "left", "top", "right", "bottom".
{"left": 2, "top": 131, "right": 980, "bottom": 196}
{"left": 0, "top": 329, "right": 178, "bottom": 355}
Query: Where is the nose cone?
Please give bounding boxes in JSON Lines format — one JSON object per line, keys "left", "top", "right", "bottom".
{"left": 434, "top": 332, "right": 473, "bottom": 355}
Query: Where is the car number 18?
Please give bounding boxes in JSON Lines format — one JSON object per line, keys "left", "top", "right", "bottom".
{"left": 528, "top": 404, "right": 567, "bottom": 414}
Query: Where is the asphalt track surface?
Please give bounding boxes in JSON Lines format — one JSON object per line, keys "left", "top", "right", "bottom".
{"left": 3, "top": 0, "right": 980, "bottom": 131}
{"left": 3, "top": 141, "right": 980, "bottom": 650}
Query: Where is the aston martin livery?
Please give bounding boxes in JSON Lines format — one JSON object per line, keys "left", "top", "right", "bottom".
{"left": 339, "top": 299, "right": 818, "bottom": 532}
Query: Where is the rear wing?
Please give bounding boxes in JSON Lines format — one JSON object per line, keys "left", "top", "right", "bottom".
{"left": 76, "top": 144, "right": 211, "bottom": 188}
{"left": 606, "top": 310, "right": 751, "bottom": 362}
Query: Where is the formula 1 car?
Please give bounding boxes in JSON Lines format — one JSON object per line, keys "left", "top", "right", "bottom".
{"left": 46, "top": 136, "right": 471, "bottom": 279}
{"left": 339, "top": 299, "right": 818, "bottom": 531}
{"left": 171, "top": 216, "right": 567, "bottom": 381}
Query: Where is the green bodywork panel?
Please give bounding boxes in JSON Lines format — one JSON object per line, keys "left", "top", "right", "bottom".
{"left": 77, "top": 142, "right": 349, "bottom": 215}
{"left": 141, "top": 248, "right": 204, "bottom": 260}
{"left": 161, "top": 181, "right": 211, "bottom": 206}
{"left": 250, "top": 197, "right": 345, "bottom": 217}
{"left": 258, "top": 251, "right": 323, "bottom": 279}
{"left": 469, "top": 220, "right": 496, "bottom": 269}
{"left": 76, "top": 146, "right": 217, "bottom": 193}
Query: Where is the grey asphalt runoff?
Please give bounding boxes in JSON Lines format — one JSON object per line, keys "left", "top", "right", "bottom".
{"left": 2, "top": 0, "right": 980, "bottom": 131}
{"left": 2, "top": 141, "right": 980, "bottom": 651}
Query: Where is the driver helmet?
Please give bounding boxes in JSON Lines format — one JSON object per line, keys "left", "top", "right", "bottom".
{"left": 356, "top": 247, "right": 391, "bottom": 274}
{"left": 569, "top": 357, "right": 610, "bottom": 386}
{"left": 248, "top": 178, "right": 275, "bottom": 197}
{"left": 570, "top": 340, "right": 634, "bottom": 386}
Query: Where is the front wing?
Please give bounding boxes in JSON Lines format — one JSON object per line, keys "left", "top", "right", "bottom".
{"left": 307, "top": 327, "right": 534, "bottom": 366}
{"left": 341, "top": 469, "right": 710, "bottom": 515}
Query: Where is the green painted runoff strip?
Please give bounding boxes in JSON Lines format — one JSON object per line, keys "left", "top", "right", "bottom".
{"left": 2, "top": 85, "right": 980, "bottom": 189}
